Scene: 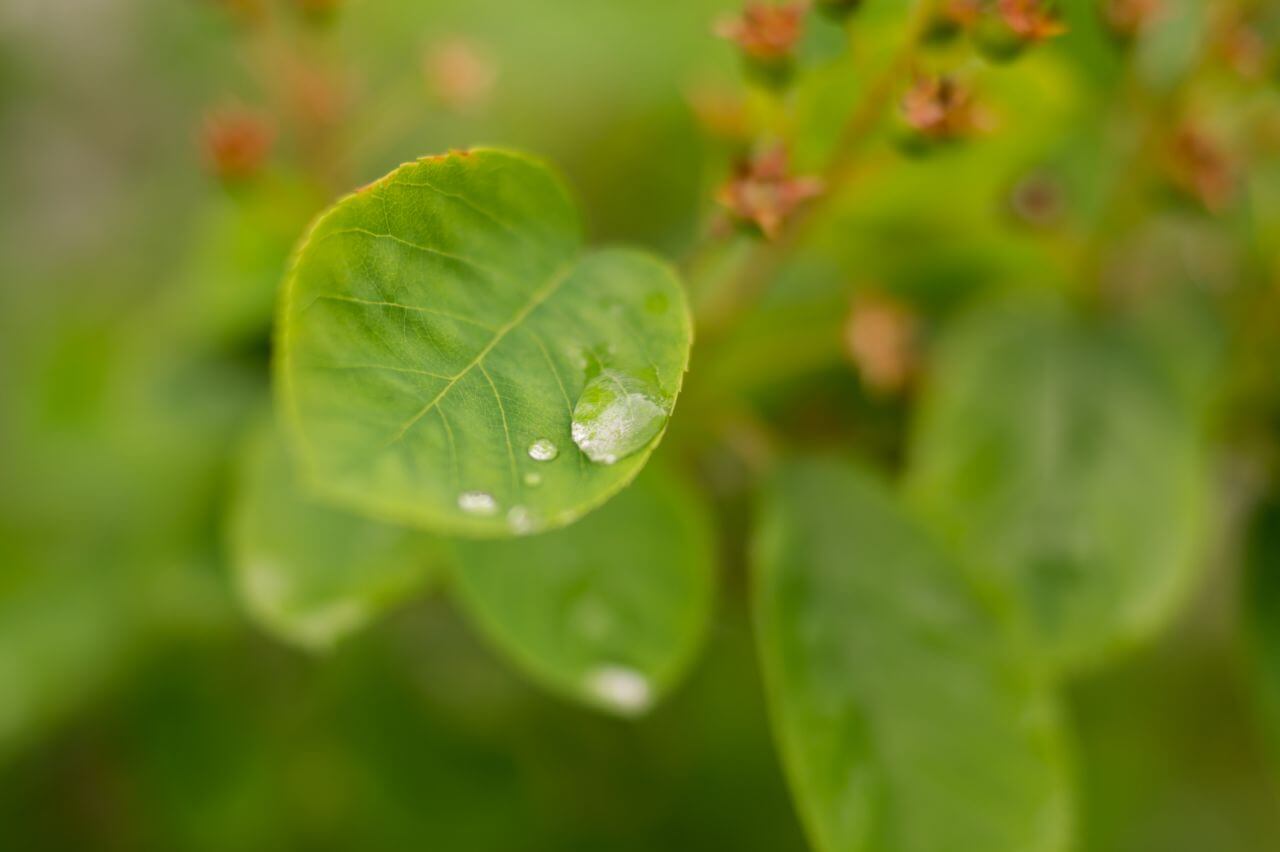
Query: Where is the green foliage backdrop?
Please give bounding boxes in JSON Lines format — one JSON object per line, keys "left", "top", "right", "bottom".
{"left": 2, "top": 0, "right": 1280, "bottom": 850}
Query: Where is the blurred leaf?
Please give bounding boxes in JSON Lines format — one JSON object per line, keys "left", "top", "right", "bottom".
{"left": 1245, "top": 493, "right": 1280, "bottom": 771}
{"left": 0, "top": 539, "right": 134, "bottom": 761}
{"left": 278, "top": 149, "right": 692, "bottom": 537}
{"left": 229, "top": 419, "right": 440, "bottom": 651}
{"left": 753, "top": 459, "right": 1071, "bottom": 852}
{"left": 907, "top": 298, "right": 1207, "bottom": 672}
{"left": 171, "top": 175, "right": 323, "bottom": 352}
{"left": 449, "top": 466, "right": 715, "bottom": 717}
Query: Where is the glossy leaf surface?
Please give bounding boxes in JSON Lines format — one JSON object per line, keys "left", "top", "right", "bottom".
{"left": 277, "top": 149, "right": 692, "bottom": 537}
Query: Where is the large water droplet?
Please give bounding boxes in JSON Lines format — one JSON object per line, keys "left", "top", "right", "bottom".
{"left": 583, "top": 664, "right": 653, "bottom": 716}
{"left": 527, "top": 438, "right": 558, "bottom": 462}
{"left": 457, "top": 490, "right": 498, "bottom": 516}
{"left": 570, "top": 369, "right": 667, "bottom": 465}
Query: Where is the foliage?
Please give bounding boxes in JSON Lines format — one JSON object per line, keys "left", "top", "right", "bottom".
{"left": 3, "top": 0, "right": 1280, "bottom": 849}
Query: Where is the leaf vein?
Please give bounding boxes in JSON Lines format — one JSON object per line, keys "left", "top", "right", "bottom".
{"left": 319, "top": 227, "right": 510, "bottom": 282}
{"left": 480, "top": 363, "right": 520, "bottom": 494}
{"left": 309, "top": 293, "right": 496, "bottom": 331}
{"left": 386, "top": 262, "right": 575, "bottom": 446}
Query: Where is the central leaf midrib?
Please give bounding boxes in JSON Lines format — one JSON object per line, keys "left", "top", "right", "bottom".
{"left": 387, "top": 259, "right": 576, "bottom": 446}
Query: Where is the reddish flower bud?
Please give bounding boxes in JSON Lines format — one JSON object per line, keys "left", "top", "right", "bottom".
{"left": 715, "top": 2, "right": 809, "bottom": 86}
{"left": 1101, "top": 0, "right": 1163, "bottom": 41}
{"left": 423, "top": 38, "right": 499, "bottom": 112}
{"left": 900, "top": 74, "right": 985, "bottom": 143}
{"left": 844, "top": 292, "right": 918, "bottom": 396}
{"left": 974, "top": 0, "right": 1066, "bottom": 61}
{"left": 1166, "top": 124, "right": 1236, "bottom": 214}
{"left": 717, "top": 145, "right": 823, "bottom": 239}
{"left": 200, "top": 106, "right": 275, "bottom": 183}
{"left": 1219, "top": 22, "right": 1272, "bottom": 82}
{"left": 996, "top": 0, "right": 1067, "bottom": 42}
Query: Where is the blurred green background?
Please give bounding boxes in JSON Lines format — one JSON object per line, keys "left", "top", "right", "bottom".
{"left": 2, "top": 0, "right": 1279, "bottom": 849}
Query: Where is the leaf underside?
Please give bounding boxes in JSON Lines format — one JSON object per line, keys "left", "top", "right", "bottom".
{"left": 754, "top": 459, "right": 1070, "bottom": 852}
{"left": 277, "top": 149, "right": 692, "bottom": 537}
{"left": 449, "top": 466, "right": 716, "bottom": 717}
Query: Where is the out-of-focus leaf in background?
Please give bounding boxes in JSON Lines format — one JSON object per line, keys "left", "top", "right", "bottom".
{"left": 754, "top": 459, "right": 1071, "bottom": 852}
{"left": 907, "top": 297, "right": 1208, "bottom": 672}
{"left": 229, "top": 418, "right": 441, "bottom": 651}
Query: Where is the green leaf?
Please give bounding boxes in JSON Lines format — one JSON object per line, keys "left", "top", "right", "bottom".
{"left": 277, "top": 149, "right": 692, "bottom": 538}
{"left": 906, "top": 299, "right": 1206, "bottom": 672}
{"left": 753, "top": 459, "right": 1071, "bottom": 852}
{"left": 448, "top": 466, "right": 715, "bottom": 717}
{"left": 1244, "top": 494, "right": 1280, "bottom": 769}
{"left": 228, "top": 419, "right": 439, "bottom": 651}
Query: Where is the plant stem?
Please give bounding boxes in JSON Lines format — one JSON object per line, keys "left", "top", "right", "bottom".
{"left": 689, "top": 0, "right": 939, "bottom": 338}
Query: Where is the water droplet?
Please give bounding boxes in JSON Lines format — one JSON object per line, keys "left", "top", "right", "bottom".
{"left": 506, "top": 505, "right": 539, "bottom": 535}
{"left": 457, "top": 491, "right": 498, "bottom": 516}
{"left": 583, "top": 665, "right": 653, "bottom": 716}
{"left": 523, "top": 472, "right": 542, "bottom": 487}
{"left": 570, "top": 369, "right": 667, "bottom": 466}
{"left": 527, "top": 438, "right": 558, "bottom": 462}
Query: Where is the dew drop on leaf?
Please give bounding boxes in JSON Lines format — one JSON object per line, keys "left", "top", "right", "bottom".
{"left": 570, "top": 369, "right": 667, "bottom": 465}
{"left": 457, "top": 491, "right": 498, "bottom": 516}
{"left": 527, "top": 438, "right": 559, "bottom": 462}
{"left": 583, "top": 664, "right": 652, "bottom": 715}
{"left": 507, "top": 505, "right": 539, "bottom": 535}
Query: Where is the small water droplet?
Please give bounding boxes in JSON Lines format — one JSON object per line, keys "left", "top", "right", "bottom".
{"left": 570, "top": 369, "right": 667, "bottom": 466}
{"left": 527, "top": 438, "right": 558, "bottom": 462}
{"left": 506, "top": 505, "right": 540, "bottom": 535}
{"left": 523, "top": 472, "right": 542, "bottom": 487}
{"left": 457, "top": 491, "right": 498, "bottom": 516}
{"left": 583, "top": 665, "right": 652, "bottom": 716}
